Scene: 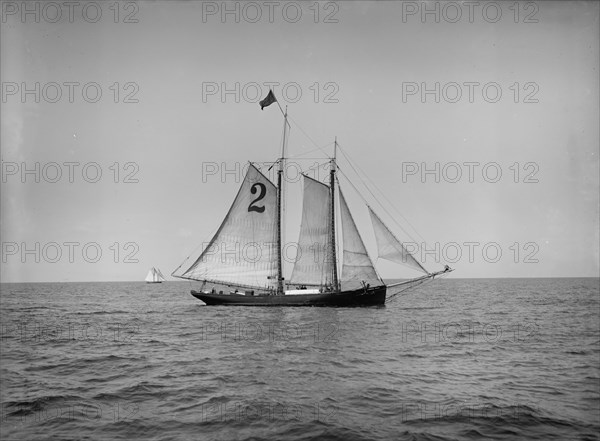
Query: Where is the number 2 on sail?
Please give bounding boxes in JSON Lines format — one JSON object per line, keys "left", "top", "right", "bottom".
{"left": 248, "top": 183, "right": 266, "bottom": 213}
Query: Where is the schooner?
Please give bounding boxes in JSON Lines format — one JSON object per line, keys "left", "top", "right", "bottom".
{"left": 145, "top": 267, "right": 166, "bottom": 284}
{"left": 173, "top": 91, "right": 452, "bottom": 306}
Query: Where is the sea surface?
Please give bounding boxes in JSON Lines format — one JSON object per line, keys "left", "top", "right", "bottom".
{"left": 1, "top": 278, "right": 598, "bottom": 441}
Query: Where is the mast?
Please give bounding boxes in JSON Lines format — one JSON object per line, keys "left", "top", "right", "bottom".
{"left": 276, "top": 107, "right": 288, "bottom": 295}
{"left": 330, "top": 138, "right": 339, "bottom": 291}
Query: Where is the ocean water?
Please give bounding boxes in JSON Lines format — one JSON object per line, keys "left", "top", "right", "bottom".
{"left": 0, "top": 278, "right": 598, "bottom": 441}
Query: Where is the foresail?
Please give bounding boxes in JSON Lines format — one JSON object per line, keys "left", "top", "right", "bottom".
{"left": 156, "top": 268, "right": 167, "bottom": 282}
{"left": 368, "top": 207, "right": 428, "bottom": 274}
{"left": 290, "top": 175, "right": 333, "bottom": 286}
{"left": 339, "top": 189, "right": 382, "bottom": 290}
{"left": 181, "top": 164, "right": 278, "bottom": 289}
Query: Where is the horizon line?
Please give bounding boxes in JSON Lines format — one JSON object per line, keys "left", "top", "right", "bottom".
{"left": 1, "top": 276, "right": 599, "bottom": 284}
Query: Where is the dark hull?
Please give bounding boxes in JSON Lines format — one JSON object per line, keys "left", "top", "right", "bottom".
{"left": 191, "top": 286, "right": 386, "bottom": 307}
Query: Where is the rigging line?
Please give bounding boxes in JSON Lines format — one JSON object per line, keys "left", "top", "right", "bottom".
{"left": 299, "top": 160, "right": 333, "bottom": 175}
{"left": 171, "top": 227, "right": 218, "bottom": 277}
{"left": 335, "top": 151, "right": 413, "bottom": 240}
{"left": 339, "top": 145, "right": 427, "bottom": 246}
{"left": 287, "top": 115, "right": 330, "bottom": 157}
{"left": 285, "top": 157, "right": 332, "bottom": 161}
{"left": 336, "top": 165, "right": 429, "bottom": 275}
{"left": 387, "top": 270, "right": 452, "bottom": 302}
{"left": 386, "top": 276, "right": 433, "bottom": 302}
{"left": 386, "top": 279, "right": 429, "bottom": 302}
{"left": 337, "top": 156, "right": 428, "bottom": 262}
{"left": 336, "top": 165, "right": 420, "bottom": 247}
{"left": 278, "top": 119, "right": 290, "bottom": 160}
{"left": 336, "top": 144, "right": 428, "bottom": 245}
{"left": 287, "top": 144, "right": 333, "bottom": 159}
{"left": 171, "top": 248, "right": 199, "bottom": 277}
{"left": 274, "top": 98, "right": 286, "bottom": 119}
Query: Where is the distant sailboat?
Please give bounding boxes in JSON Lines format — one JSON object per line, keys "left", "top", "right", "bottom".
{"left": 173, "top": 91, "right": 452, "bottom": 306}
{"left": 145, "top": 267, "right": 166, "bottom": 284}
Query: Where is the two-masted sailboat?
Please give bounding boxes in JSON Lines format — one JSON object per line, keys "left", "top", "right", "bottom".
{"left": 173, "top": 91, "right": 452, "bottom": 306}
{"left": 145, "top": 267, "right": 166, "bottom": 284}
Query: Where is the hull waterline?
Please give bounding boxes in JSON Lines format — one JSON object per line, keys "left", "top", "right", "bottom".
{"left": 190, "top": 286, "right": 386, "bottom": 307}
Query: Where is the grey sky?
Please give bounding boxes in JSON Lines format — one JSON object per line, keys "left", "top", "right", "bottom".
{"left": 1, "top": 1, "right": 598, "bottom": 282}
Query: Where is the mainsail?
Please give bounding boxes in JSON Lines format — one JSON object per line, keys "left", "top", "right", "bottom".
{"left": 339, "top": 189, "right": 382, "bottom": 290}
{"left": 290, "top": 175, "right": 333, "bottom": 287}
{"left": 368, "top": 207, "right": 428, "bottom": 274}
{"left": 180, "top": 164, "right": 279, "bottom": 290}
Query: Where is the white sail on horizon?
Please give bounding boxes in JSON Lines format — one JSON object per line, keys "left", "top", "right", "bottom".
{"left": 145, "top": 267, "right": 166, "bottom": 282}
{"left": 155, "top": 268, "right": 166, "bottom": 280}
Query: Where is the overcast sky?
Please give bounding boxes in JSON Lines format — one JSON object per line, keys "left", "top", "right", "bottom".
{"left": 1, "top": 1, "right": 598, "bottom": 282}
